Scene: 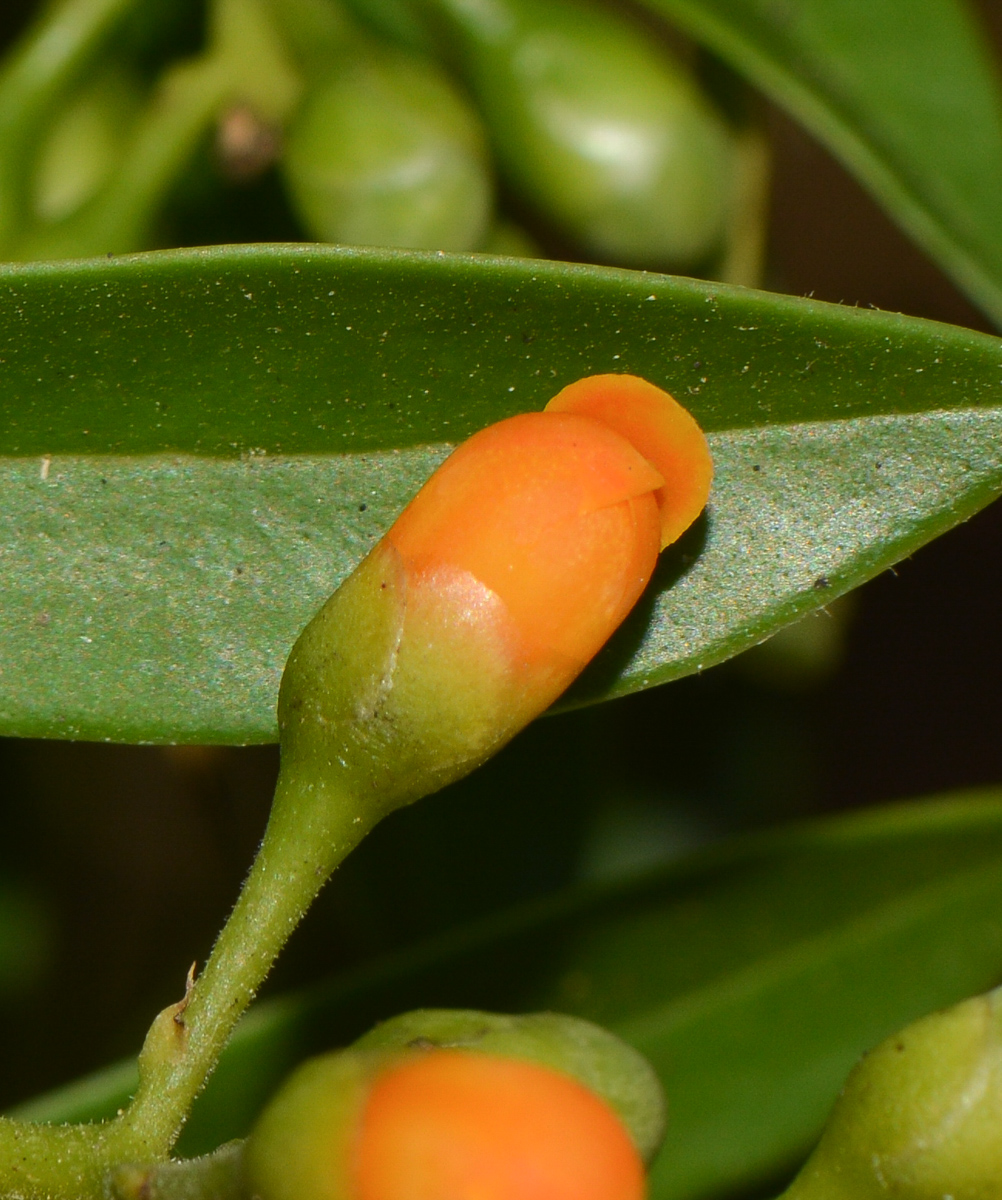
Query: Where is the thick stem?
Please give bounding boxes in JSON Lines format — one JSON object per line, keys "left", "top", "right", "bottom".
{"left": 0, "top": 1117, "right": 136, "bottom": 1200}
{"left": 121, "top": 760, "right": 375, "bottom": 1154}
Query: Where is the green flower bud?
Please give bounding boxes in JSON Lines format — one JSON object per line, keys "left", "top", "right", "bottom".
{"left": 784, "top": 988, "right": 1002, "bottom": 1200}
{"left": 33, "top": 65, "right": 143, "bottom": 224}
{"left": 282, "top": 45, "right": 492, "bottom": 250}
{"left": 420, "top": 0, "right": 735, "bottom": 267}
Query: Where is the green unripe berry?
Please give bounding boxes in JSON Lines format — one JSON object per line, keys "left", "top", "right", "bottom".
{"left": 282, "top": 46, "right": 492, "bottom": 250}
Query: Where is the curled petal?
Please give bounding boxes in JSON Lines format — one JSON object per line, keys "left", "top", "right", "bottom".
{"left": 546, "top": 373, "right": 713, "bottom": 548}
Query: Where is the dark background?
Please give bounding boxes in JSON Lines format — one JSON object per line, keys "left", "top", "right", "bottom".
{"left": 0, "top": 0, "right": 1000, "bottom": 1110}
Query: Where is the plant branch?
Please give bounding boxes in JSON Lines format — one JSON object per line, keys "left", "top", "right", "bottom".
{"left": 120, "top": 761, "right": 375, "bottom": 1154}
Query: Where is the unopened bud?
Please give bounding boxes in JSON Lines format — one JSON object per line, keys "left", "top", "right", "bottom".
{"left": 784, "top": 988, "right": 1002, "bottom": 1200}
{"left": 245, "top": 1009, "right": 662, "bottom": 1200}
{"left": 277, "top": 374, "right": 711, "bottom": 823}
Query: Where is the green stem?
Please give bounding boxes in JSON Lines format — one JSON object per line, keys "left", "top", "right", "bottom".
{"left": 717, "top": 121, "right": 771, "bottom": 289}
{"left": 0, "top": 0, "right": 139, "bottom": 253}
{"left": 0, "top": 1117, "right": 136, "bottom": 1200}
{"left": 121, "top": 761, "right": 375, "bottom": 1153}
{"left": 111, "top": 1141, "right": 246, "bottom": 1200}
{"left": 0, "top": 717, "right": 377, "bottom": 1200}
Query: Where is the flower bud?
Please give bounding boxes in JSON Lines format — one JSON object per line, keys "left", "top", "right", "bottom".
{"left": 410, "top": 0, "right": 735, "bottom": 266}
{"left": 245, "top": 1009, "right": 658, "bottom": 1200}
{"left": 124, "top": 380, "right": 706, "bottom": 1161}
{"left": 783, "top": 988, "right": 1002, "bottom": 1200}
{"left": 32, "top": 65, "right": 142, "bottom": 224}
{"left": 277, "top": 374, "right": 710, "bottom": 818}
{"left": 282, "top": 44, "right": 492, "bottom": 251}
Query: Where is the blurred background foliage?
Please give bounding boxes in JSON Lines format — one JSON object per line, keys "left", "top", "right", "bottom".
{"left": 1, "top": 2, "right": 1002, "bottom": 1198}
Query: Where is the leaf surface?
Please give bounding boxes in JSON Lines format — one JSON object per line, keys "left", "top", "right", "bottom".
{"left": 17, "top": 791, "right": 1002, "bottom": 1198}
{"left": 2, "top": 244, "right": 1001, "bottom": 741}
{"left": 645, "top": 0, "right": 1002, "bottom": 325}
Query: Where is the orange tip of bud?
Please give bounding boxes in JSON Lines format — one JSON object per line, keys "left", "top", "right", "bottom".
{"left": 546, "top": 373, "right": 713, "bottom": 549}
{"left": 383, "top": 373, "right": 711, "bottom": 703}
{"left": 355, "top": 1050, "right": 646, "bottom": 1200}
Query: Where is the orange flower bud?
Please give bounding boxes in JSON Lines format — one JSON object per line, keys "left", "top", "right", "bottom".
{"left": 244, "top": 1011, "right": 662, "bottom": 1200}
{"left": 275, "top": 374, "right": 710, "bottom": 860}
{"left": 356, "top": 1050, "right": 646, "bottom": 1200}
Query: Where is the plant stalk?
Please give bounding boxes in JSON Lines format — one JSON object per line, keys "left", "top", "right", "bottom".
{"left": 121, "top": 760, "right": 375, "bottom": 1154}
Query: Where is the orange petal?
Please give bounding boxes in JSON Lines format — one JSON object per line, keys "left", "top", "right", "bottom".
{"left": 356, "top": 1051, "right": 646, "bottom": 1200}
{"left": 388, "top": 411, "right": 662, "bottom": 667}
{"left": 546, "top": 374, "right": 712, "bottom": 548}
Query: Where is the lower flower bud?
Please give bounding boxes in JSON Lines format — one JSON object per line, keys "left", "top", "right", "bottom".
{"left": 245, "top": 1009, "right": 659, "bottom": 1200}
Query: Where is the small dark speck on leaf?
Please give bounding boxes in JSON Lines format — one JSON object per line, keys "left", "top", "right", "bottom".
{"left": 380, "top": 582, "right": 387, "bottom": 589}
{"left": 813, "top": 576, "right": 830, "bottom": 590}
{"left": 895, "top": 1041, "right": 905, "bottom": 1052}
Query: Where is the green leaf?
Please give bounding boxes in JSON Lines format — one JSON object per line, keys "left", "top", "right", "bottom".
{"left": 2, "top": 244, "right": 1002, "bottom": 742}
{"left": 640, "top": 0, "right": 1002, "bottom": 327}
{"left": 17, "top": 789, "right": 1002, "bottom": 1199}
